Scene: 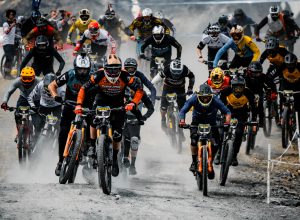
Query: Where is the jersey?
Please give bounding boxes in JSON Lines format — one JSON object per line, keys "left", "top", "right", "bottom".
{"left": 259, "top": 47, "right": 288, "bottom": 67}
{"left": 68, "top": 19, "right": 98, "bottom": 38}
{"left": 3, "top": 78, "right": 40, "bottom": 103}
{"left": 161, "top": 65, "right": 195, "bottom": 89}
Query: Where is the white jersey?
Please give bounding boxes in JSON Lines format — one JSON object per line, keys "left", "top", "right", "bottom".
{"left": 83, "top": 28, "right": 117, "bottom": 53}
{"left": 267, "top": 14, "right": 284, "bottom": 34}
{"left": 27, "top": 81, "right": 64, "bottom": 108}
{"left": 201, "top": 33, "right": 230, "bottom": 49}
{"left": 2, "top": 22, "right": 16, "bottom": 45}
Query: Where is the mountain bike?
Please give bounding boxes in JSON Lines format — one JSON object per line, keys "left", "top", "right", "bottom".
{"left": 279, "top": 90, "right": 300, "bottom": 149}
{"left": 182, "top": 124, "right": 216, "bottom": 196}
{"left": 8, "top": 106, "right": 36, "bottom": 165}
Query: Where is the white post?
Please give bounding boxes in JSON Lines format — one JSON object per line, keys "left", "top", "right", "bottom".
{"left": 267, "top": 144, "right": 271, "bottom": 204}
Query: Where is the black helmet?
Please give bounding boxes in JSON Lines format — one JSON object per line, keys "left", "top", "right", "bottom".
{"left": 234, "top": 9, "right": 244, "bottom": 17}
{"left": 265, "top": 36, "right": 279, "bottom": 50}
{"left": 247, "top": 61, "right": 263, "bottom": 78}
{"left": 105, "top": 9, "right": 116, "bottom": 20}
{"left": 124, "top": 58, "right": 138, "bottom": 76}
{"left": 43, "top": 73, "right": 56, "bottom": 95}
{"left": 218, "top": 15, "right": 228, "bottom": 27}
{"left": 284, "top": 53, "right": 297, "bottom": 70}
{"left": 35, "top": 35, "right": 49, "bottom": 50}
{"left": 197, "top": 84, "right": 213, "bottom": 106}
{"left": 231, "top": 76, "right": 245, "bottom": 98}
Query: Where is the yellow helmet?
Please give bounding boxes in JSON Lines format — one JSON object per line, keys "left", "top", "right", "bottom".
{"left": 79, "top": 9, "right": 91, "bottom": 25}
{"left": 20, "top": 66, "right": 35, "bottom": 84}
{"left": 210, "top": 67, "right": 224, "bottom": 88}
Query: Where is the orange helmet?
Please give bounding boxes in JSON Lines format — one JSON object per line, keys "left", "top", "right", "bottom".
{"left": 88, "top": 21, "right": 100, "bottom": 37}
{"left": 20, "top": 66, "right": 35, "bottom": 86}
{"left": 210, "top": 67, "right": 224, "bottom": 88}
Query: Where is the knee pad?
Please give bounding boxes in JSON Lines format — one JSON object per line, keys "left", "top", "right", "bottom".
{"left": 191, "top": 133, "right": 198, "bottom": 146}
{"left": 113, "top": 130, "right": 122, "bottom": 142}
{"left": 130, "top": 136, "right": 140, "bottom": 151}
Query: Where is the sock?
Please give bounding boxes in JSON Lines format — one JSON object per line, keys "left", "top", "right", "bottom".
{"left": 192, "top": 155, "right": 197, "bottom": 164}
{"left": 113, "top": 149, "right": 118, "bottom": 162}
{"left": 131, "top": 156, "right": 136, "bottom": 167}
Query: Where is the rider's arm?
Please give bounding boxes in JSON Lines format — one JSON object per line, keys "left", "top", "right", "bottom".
{"left": 76, "top": 74, "right": 97, "bottom": 105}
{"left": 185, "top": 67, "right": 195, "bottom": 90}
{"left": 254, "top": 16, "right": 268, "bottom": 37}
{"left": 106, "top": 32, "right": 117, "bottom": 54}
{"left": 170, "top": 36, "right": 182, "bottom": 59}
{"left": 127, "top": 77, "right": 144, "bottom": 106}
{"left": 213, "top": 40, "right": 232, "bottom": 68}
{"left": 74, "top": 32, "right": 88, "bottom": 52}
{"left": 151, "top": 72, "right": 164, "bottom": 85}
{"left": 20, "top": 50, "right": 34, "bottom": 71}
{"left": 49, "top": 72, "right": 69, "bottom": 97}
{"left": 259, "top": 50, "right": 269, "bottom": 64}
{"left": 141, "top": 94, "right": 154, "bottom": 119}
{"left": 67, "top": 22, "right": 76, "bottom": 40}
{"left": 263, "top": 74, "right": 277, "bottom": 93}
{"left": 179, "top": 95, "right": 195, "bottom": 120}
{"left": 247, "top": 39, "right": 260, "bottom": 61}
{"left": 140, "top": 36, "right": 152, "bottom": 54}
{"left": 124, "top": 20, "right": 137, "bottom": 36}
{"left": 136, "top": 71, "right": 157, "bottom": 103}
{"left": 245, "top": 88, "right": 257, "bottom": 120}
{"left": 51, "top": 47, "right": 65, "bottom": 73}
{"left": 28, "top": 82, "right": 42, "bottom": 108}
{"left": 3, "top": 78, "right": 21, "bottom": 103}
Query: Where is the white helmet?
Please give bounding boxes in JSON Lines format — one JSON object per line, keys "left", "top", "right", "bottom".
{"left": 170, "top": 59, "right": 183, "bottom": 79}
{"left": 154, "top": 10, "right": 164, "bottom": 19}
{"left": 79, "top": 9, "right": 91, "bottom": 25}
{"left": 208, "top": 25, "right": 221, "bottom": 41}
{"left": 142, "top": 8, "right": 153, "bottom": 17}
{"left": 269, "top": 5, "right": 280, "bottom": 20}
{"left": 74, "top": 54, "right": 91, "bottom": 78}
{"left": 152, "top": 25, "right": 165, "bottom": 43}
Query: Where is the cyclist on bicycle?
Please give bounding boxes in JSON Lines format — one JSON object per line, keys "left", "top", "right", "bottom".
{"left": 2, "top": 9, "right": 17, "bottom": 79}
{"left": 141, "top": 25, "right": 182, "bottom": 79}
{"left": 273, "top": 53, "right": 300, "bottom": 123}
{"left": 28, "top": 73, "right": 63, "bottom": 129}
{"left": 48, "top": 54, "right": 92, "bottom": 176}
{"left": 20, "top": 35, "right": 65, "bottom": 76}
{"left": 67, "top": 9, "right": 99, "bottom": 44}
{"left": 197, "top": 25, "right": 230, "bottom": 73}
{"left": 245, "top": 61, "right": 277, "bottom": 127}
{"left": 259, "top": 36, "right": 289, "bottom": 78}
{"left": 73, "top": 21, "right": 117, "bottom": 59}
{"left": 75, "top": 54, "right": 144, "bottom": 177}
{"left": 124, "top": 58, "right": 156, "bottom": 104}
{"left": 21, "top": 10, "right": 41, "bottom": 38}
{"left": 125, "top": 8, "right": 170, "bottom": 59}
{"left": 220, "top": 76, "right": 257, "bottom": 166}
{"left": 213, "top": 25, "right": 260, "bottom": 69}
{"left": 1, "top": 67, "right": 41, "bottom": 141}
{"left": 207, "top": 67, "right": 231, "bottom": 94}
{"left": 216, "top": 15, "right": 231, "bottom": 37}
{"left": 179, "top": 84, "right": 231, "bottom": 179}
{"left": 23, "top": 18, "right": 63, "bottom": 49}
{"left": 152, "top": 59, "right": 195, "bottom": 129}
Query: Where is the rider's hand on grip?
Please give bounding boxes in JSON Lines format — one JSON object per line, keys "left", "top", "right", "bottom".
{"left": 54, "top": 96, "right": 63, "bottom": 103}
{"left": 125, "top": 102, "right": 135, "bottom": 112}
{"left": 130, "top": 35, "right": 136, "bottom": 41}
{"left": 179, "top": 119, "right": 186, "bottom": 128}
{"left": 74, "top": 105, "right": 83, "bottom": 115}
{"left": 1, "top": 102, "right": 8, "bottom": 111}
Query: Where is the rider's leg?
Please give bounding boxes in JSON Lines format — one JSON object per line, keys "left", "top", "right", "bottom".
{"left": 3, "top": 44, "right": 16, "bottom": 78}
{"left": 258, "top": 94, "right": 265, "bottom": 127}
{"left": 129, "top": 123, "right": 141, "bottom": 167}
{"left": 160, "top": 88, "right": 168, "bottom": 129}
{"left": 189, "top": 122, "right": 199, "bottom": 172}
{"left": 232, "top": 119, "right": 246, "bottom": 166}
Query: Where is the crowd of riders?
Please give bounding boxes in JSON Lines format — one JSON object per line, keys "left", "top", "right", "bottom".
{"left": 0, "top": 0, "right": 300, "bottom": 185}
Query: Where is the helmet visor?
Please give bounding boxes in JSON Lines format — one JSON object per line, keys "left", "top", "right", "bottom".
{"left": 233, "top": 85, "right": 244, "bottom": 93}
{"left": 231, "top": 33, "right": 242, "bottom": 41}
{"left": 80, "top": 15, "right": 89, "bottom": 21}
{"left": 76, "top": 67, "right": 89, "bottom": 76}
{"left": 153, "top": 34, "right": 163, "bottom": 41}
{"left": 105, "top": 14, "right": 114, "bottom": 20}
{"left": 198, "top": 94, "right": 213, "bottom": 105}
{"left": 125, "top": 66, "right": 136, "bottom": 75}
{"left": 212, "top": 74, "right": 223, "bottom": 84}
{"left": 143, "top": 16, "right": 151, "bottom": 23}
{"left": 210, "top": 31, "right": 219, "bottom": 38}
{"left": 21, "top": 76, "right": 35, "bottom": 83}
{"left": 37, "top": 43, "right": 47, "bottom": 50}
{"left": 105, "top": 66, "right": 121, "bottom": 77}
{"left": 271, "top": 13, "right": 279, "bottom": 20}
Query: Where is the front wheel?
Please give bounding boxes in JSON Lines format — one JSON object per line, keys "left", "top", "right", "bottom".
{"left": 220, "top": 140, "right": 234, "bottom": 186}
{"left": 97, "top": 134, "right": 112, "bottom": 195}
{"left": 17, "top": 125, "right": 26, "bottom": 164}
{"left": 281, "top": 108, "right": 290, "bottom": 149}
{"left": 263, "top": 101, "right": 272, "bottom": 137}
{"left": 202, "top": 146, "right": 208, "bottom": 196}
{"left": 246, "top": 126, "right": 255, "bottom": 155}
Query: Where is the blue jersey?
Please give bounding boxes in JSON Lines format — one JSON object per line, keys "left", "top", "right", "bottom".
{"left": 179, "top": 94, "right": 231, "bottom": 124}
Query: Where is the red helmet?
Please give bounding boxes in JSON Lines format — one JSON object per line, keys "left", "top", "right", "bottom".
{"left": 88, "top": 21, "right": 100, "bottom": 37}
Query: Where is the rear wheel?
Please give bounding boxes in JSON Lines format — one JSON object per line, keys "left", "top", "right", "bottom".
{"left": 220, "top": 140, "right": 234, "bottom": 186}
{"left": 202, "top": 146, "right": 208, "bottom": 196}
{"left": 97, "top": 134, "right": 112, "bottom": 195}
{"left": 17, "top": 126, "right": 25, "bottom": 164}
{"left": 263, "top": 101, "right": 272, "bottom": 137}
{"left": 59, "top": 130, "right": 81, "bottom": 184}
{"left": 282, "top": 108, "right": 289, "bottom": 149}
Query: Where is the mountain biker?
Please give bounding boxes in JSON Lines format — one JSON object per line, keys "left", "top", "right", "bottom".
{"left": 125, "top": 8, "right": 170, "bottom": 58}
{"left": 245, "top": 61, "right": 277, "bottom": 127}
{"left": 197, "top": 25, "right": 230, "bottom": 73}
{"left": 229, "top": 8, "right": 257, "bottom": 37}
{"left": 207, "top": 67, "right": 231, "bottom": 94}
{"left": 124, "top": 58, "right": 156, "bottom": 104}
{"left": 154, "top": 10, "right": 176, "bottom": 36}
{"left": 213, "top": 25, "right": 260, "bottom": 69}
{"left": 272, "top": 53, "right": 300, "bottom": 124}
{"left": 141, "top": 25, "right": 182, "bottom": 79}
{"left": 48, "top": 54, "right": 92, "bottom": 176}
{"left": 20, "top": 35, "right": 65, "bottom": 76}
{"left": 216, "top": 15, "right": 231, "bottom": 37}
{"left": 21, "top": 10, "right": 41, "bottom": 38}
{"left": 28, "top": 73, "right": 63, "bottom": 130}
{"left": 98, "top": 4, "right": 126, "bottom": 48}
{"left": 66, "top": 9, "right": 98, "bottom": 44}
{"left": 220, "top": 76, "right": 257, "bottom": 166}
{"left": 1, "top": 67, "right": 41, "bottom": 141}
{"left": 23, "top": 18, "right": 63, "bottom": 49}
{"left": 281, "top": 10, "right": 300, "bottom": 53}
{"left": 73, "top": 21, "right": 117, "bottom": 60}
{"left": 2, "top": 9, "right": 17, "bottom": 79}
{"left": 255, "top": 6, "right": 286, "bottom": 44}
{"left": 179, "top": 83, "right": 231, "bottom": 179}
{"left": 152, "top": 59, "right": 195, "bottom": 129}
{"left": 75, "top": 54, "right": 144, "bottom": 177}
{"left": 259, "top": 36, "right": 289, "bottom": 78}
{"left": 123, "top": 58, "right": 155, "bottom": 175}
